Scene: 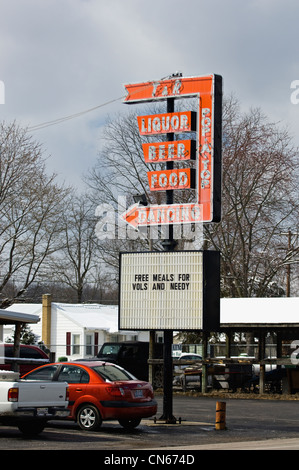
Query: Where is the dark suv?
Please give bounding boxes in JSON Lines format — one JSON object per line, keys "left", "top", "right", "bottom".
{"left": 96, "top": 341, "right": 164, "bottom": 387}
{"left": 1, "top": 344, "right": 49, "bottom": 375}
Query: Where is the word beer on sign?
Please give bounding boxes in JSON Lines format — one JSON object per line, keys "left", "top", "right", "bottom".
{"left": 147, "top": 168, "right": 195, "bottom": 191}
{"left": 137, "top": 111, "right": 196, "bottom": 135}
{"left": 142, "top": 140, "right": 196, "bottom": 163}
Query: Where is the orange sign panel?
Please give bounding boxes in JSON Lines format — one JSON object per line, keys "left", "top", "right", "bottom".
{"left": 137, "top": 111, "right": 196, "bottom": 135}
{"left": 121, "top": 202, "right": 203, "bottom": 228}
{"left": 124, "top": 75, "right": 215, "bottom": 103}
{"left": 147, "top": 168, "right": 195, "bottom": 191}
{"left": 142, "top": 140, "right": 196, "bottom": 163}
{"left": 124, "top": 74, "right": 222, "bottom": 223}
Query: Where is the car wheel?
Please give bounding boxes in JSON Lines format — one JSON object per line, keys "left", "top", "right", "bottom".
{"left": 118, "top": 418, "right": 141, "bottom": 430}
{"left": 77, "top": 404, "right": 102, "bottom": 431}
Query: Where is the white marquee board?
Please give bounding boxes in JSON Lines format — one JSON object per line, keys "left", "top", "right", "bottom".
{"left": 119, "top": 250, "right": 220, "bottom": 331}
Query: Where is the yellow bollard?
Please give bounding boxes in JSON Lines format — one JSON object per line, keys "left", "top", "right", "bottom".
{"left": 215, "top": 401, "right": 226, "bottom": 430}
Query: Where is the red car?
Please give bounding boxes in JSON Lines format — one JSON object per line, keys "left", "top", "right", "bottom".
{"left": 1, "top": 344, "right": 49, "bottom": 375}
{"left": 21, "top": 361, "right": 157, "bottom": 431}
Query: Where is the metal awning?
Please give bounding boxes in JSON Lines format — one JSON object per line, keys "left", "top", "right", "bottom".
{"left": 0, "top": 309, "right": 40, "bottom": 325}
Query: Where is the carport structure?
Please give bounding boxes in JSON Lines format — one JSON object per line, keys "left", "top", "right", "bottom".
{"left": 0, "top": 308, "right": 40, "bottom": 371}
{"left": 201, "top": 297, "right": 299, "bottom": 394}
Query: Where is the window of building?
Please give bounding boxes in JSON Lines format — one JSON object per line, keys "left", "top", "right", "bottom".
{"left": 85, "top": 334, "right": 93, "bottom": 355}
{"left": 72, "top": 334, "right": 80, "bottom": 355}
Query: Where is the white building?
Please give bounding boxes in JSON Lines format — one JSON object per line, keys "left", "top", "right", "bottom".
{"left": 4, "top": 295, "right": 149, "bottom": 361}
{"left": 3, "top": 296, "right": 299, "bottom": 362}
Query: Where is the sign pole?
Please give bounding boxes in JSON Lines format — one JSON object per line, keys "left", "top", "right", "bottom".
{"left": 160, "top": 96, "right": 177, "bottom": 423}
{"left": 121, "top": 74, "right": 222, "bottom": 423}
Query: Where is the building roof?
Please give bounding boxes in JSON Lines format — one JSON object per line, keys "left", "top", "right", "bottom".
{"left": 5, "top": 303, "right": 121, "bottom": 333}
{"left": 220, "top": 297, "right": 299, "bottom": 328}
{"left": 4, "top": 297, "right": 299, "bottom": 330}
{"left": 53, "top": 303, "right": 119, "bottom": 332}
{"left": 0, "top": 308, "right": 40, "bottom": 325}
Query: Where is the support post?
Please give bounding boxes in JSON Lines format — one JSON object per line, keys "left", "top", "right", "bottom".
{"left": 215, "top": 401, "right": 226, "bottom": 430}
{"left": 258, "top": 331, "right": 266, "bottom": 394}
{"left": 201, "top": 331, "right": 208, "bottom": 393}
{"left": 149, "top": 330, "right": 155, "bottom": 385}
{"left": 42, "top": 293, "right": 52, "bottom": 349}
{"left": 160, "top": 330, "right": 176, "bottom": 423}
{"left": 225, "top": 331, "right": 232, "bottom": 358}
{"left": 159, "top": 96, "right": 176, "bottom": 423}
{"left": 13, "top": 322, "right": 22, "bottom": 372}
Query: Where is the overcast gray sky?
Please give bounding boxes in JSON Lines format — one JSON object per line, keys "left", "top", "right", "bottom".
{"left": 1, "top": 0, "right": 299, "bottom": 189}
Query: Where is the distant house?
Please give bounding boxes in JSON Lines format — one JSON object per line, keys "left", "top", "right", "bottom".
{"left": 4, "top": 295, "right": 149, "bottom": 361}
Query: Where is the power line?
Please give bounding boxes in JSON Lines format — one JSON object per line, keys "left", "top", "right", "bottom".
{"left": 28, "top": 95, "right": 126, "bottom": 131}
{"left": 27, "top": 74, "right": 176, "bottom": 132}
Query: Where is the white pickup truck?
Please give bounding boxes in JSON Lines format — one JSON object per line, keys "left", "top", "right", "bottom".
{"left": 0, "top": 370, "right": 69, "bottom": 436}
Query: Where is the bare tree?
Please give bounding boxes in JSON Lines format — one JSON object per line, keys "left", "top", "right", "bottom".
{"left": 86, "top": 103, "right": 198, "bottom": 274}
{"left": 85, "top": 98, "right": 299, "bottom": 296}
{"left": 204, "top": 97, "right": 299, "bottom": 297}
{"left": 0, "top": 121, "right": 70, "bottom": 307}
{"left": 49, "top": 193, "right": 108, "bottom": 303}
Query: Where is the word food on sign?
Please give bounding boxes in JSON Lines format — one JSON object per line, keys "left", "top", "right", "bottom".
{"left": 147, "top": 168, "right": 195, "bottom": 191}
{"left": 137, "top": 111, "right": 196, "bottom": 135}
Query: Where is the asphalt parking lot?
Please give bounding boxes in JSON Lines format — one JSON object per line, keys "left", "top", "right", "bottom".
{"left": 1, "top": 394, "right": 299, "bottom": 452}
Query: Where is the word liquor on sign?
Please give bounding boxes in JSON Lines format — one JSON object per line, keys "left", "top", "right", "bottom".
{"left": 137, "top": 111, "right": 196, "bottom": 135}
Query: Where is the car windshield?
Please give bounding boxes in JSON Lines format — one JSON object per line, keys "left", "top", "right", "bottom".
{"left": 100, "top": 344, "right": 122, "bottom": 355}
{"left": 92, "top": 364, "right": 136, "bottom": 382}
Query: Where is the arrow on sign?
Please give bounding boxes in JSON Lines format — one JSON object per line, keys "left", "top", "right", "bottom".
{"left": 120, "top": 202, "right": 203, "bottom": 229}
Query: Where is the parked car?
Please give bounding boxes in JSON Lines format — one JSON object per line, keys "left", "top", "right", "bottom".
{"left": 0, "top": 370, "right": 69, "bottom": 436}
{"left": 173, "top": 353, "right": 203, "bottom": 387}
{"left": 1, "top": 344, "right": 49, "bottom": 375}
{"left": 176, "top": 353, "right": 203, "bottom": 364}
{"left": 21, "top": 361, "right": 157, "bottom": 431}
{"left": 80, "top": 341, "right": 164, "bottom": 388}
